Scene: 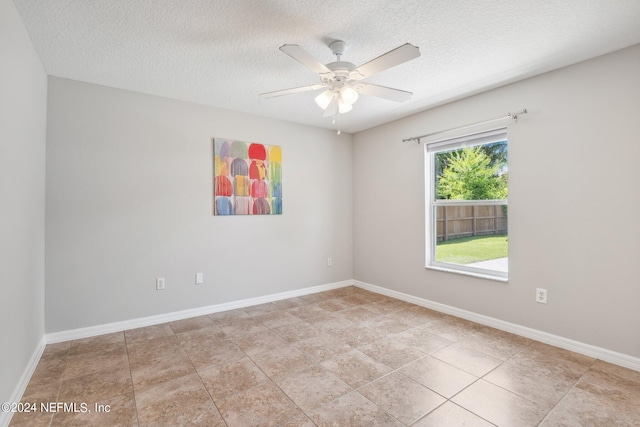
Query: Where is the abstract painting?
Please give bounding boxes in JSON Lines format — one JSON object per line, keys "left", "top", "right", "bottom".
{"left": 213, "top": 138, "right": 282, "bottom": 215}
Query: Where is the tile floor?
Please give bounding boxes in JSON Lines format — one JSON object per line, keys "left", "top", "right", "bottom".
{"left": 9, "top": 286, "right": 640, "bottom": 426}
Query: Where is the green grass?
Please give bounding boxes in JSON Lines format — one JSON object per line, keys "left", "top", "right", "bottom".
{"left": 436, "top": 234, "right": 508, "bottom": 264}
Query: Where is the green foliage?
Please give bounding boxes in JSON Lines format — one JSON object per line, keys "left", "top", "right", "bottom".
{"left": 436, "top": 146, "right": 507, "bottom": 200}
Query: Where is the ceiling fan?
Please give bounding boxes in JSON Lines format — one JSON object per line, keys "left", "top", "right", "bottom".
{"left": 259, "top": 40, "right": 420, "bottom": 118}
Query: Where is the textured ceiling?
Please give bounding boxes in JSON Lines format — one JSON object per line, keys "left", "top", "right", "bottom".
{"left": 13, "top": 0, "right": 640, "bottom": 133}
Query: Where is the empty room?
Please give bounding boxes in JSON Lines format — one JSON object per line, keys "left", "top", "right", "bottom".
{"left": 2, "top": 0, "right": 640, "bottom": 426}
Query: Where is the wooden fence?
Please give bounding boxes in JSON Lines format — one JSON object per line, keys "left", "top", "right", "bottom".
{"left": 436, "top": 204, "right": 507, "bottom": 241}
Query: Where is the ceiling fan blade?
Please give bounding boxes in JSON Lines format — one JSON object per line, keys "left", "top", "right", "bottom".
{"left": 259, "top": 84, "right": 324, "bottom": 100}
{"left": 323, "top": 94, "right": 339, "bottom": 117}
{"left": 352, "top": 43, "right": 420, "bottom": 78}
{"left": 280, "top": 44, "right": 333, "bottom": 75}
{"left": 354, "top": 83, "right": 413, "bottom": 102}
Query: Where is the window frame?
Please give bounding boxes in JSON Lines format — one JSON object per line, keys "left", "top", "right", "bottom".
{"left": 424, "top": 127, "right": 509, "bottom": 281}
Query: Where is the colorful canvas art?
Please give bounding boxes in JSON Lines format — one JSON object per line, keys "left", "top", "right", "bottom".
{"left": 213, "top": 138, "right": 282, "bottom": 215}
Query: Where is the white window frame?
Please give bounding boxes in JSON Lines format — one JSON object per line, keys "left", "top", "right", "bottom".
{"left": 425, "top": 127, "right": 508, "bottom": 281}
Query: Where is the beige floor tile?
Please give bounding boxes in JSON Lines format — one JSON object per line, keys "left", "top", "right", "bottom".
{"left": 270, "top": 297, "right": 308, "bottom": 310}
{"left": 403, "top": 305, "right": 448, "bottom": 324}
{"left": 361, "top": 313, "right": 417, "bottom": 334}
{"left": 359, "top": 336, "right": 426, "bottom": 369}
{"left": 8, "top": 411, "right": 53, "bottom": 427}
{"left": 589, "top": 359, "right": 640, "bottom": 385}
{"left": 24, "top": 356, "right": 66, "bottom": 391}
{"left": 305, "top": 312, "right": 355, "bottom": 333}
{"left": 58, "top": 363, "right": 133, "bottom": 404}
{"left": 321, "top": 349, "right": 392, "bottom": 388}
{"left": 293, "top": 332, "right": 354, "bottom": 361}
{"left": 452, "top": 380, "right": 548, "bottom": 427}
{"left": 308, "top": 391, "right": 403, "bottom": 427}
{"left": 199, "top": 356, "right": 269, "bottom": 402}
{"left": 251, "top": 310, "right": 300, "bottom": 328}
{"left": 315, "top": 297, "right": 359, "bottom": 312}
{"left": 269, "top": 319, "right": 323, "bottom": 343}
{"left": 412, "top": 401, "right": 495, "bottom": 427}
{"left": 208, "top": 308, "right": 251, "bottom": 323}
{"left": 286, "top": 304, "right": 332, "bottom": 320}
{"left": 338, "top": 305, "right": 382, "bottom": 323}
{"left": 431, "top": 342, "right": 503, "bottom": 377}
{"left": 297, "top": 292, "right": 335, "bottom": 304}
{"left": 334, "top": 324, "right": 388, "bottom": 347}
{"left": 14, "top": 288, "right": 639, "bottom": 427}
{"left": 390, "top": 325, "right": 454, "bottom": 355}
{"left": 359, "top": 371, "right": 446, "bottom": 425}
{"left": 124, "top": 324, "right": 174, "bottom": 344}
{"left": 180, "top": 338, "right": 245, "bottom": 371}
{"left": 483, "top": 358, "right": 581, "bottom": 409}
{"left": 473, "top": 327, "right": 533, "bottom": 357}
{"left": 169, "top": 315, "right": 216, "bottom": 334}
{"left": 276, "top": 365, "right": 353, "bottom": 411}
{"left": 19, "top": 377, "right": 61, "bottom": 406}
{"left": 251, "top": 344, "right": 319, "bottom": 380}
{"left": 280, "top": 413, "right": 317, "bottom": 426}
{"left": 242, "top": 302, "right": 279, "bottom": 316}
{"left": 39, "top": 341, "right": 71, "bottom": 361}
{"left": 62, "top": 344, "right": 129, "bottom": 380}
{"left": 541, "top": 364, "right": 640, "bottom": 426}
{"left": 364, "top": 298, "right": 415, "bottom": 316}
{"left": 174, "top": 324, "right": 226, "bottom": 345}
{"left": 509, "top": 341, "right": 595, "bottom": 377}
{"left": 126, "top": 333, "right": 178, "bottom": 355}
{"left": 68, "top": 332, "right": 126, "bottom": 356}
{"left": 229, "top": 328, "right": 289, "bottom": 356}
{"left": 400, "top": 355, "right": 478, "bottom": 398}
{"left": 128, "top": 336, "right": 194, "bottom": 390}
{"left": 135, "top": 373, "right": 224, "bottom": 426}
{"left": 219, "top": 317, "right": 269, "bottom": 336}
{"left": 50, "top": 392, "right": 137, "bottom": 427}
{"left": 216, "top": 381, "right": 303, "bottom": 427}
{"left": 427, "top": 315, "right": 485, "bottom": 342}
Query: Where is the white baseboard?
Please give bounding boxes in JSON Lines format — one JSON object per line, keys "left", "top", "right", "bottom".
{"left": 46, "top": 280, "right": 353, "bottom": 344}
{"left": 0, "top": 336, "right": 46, "bottom": 427}
{"left": 353, "top": 280, "right": 640, "bottom": 372}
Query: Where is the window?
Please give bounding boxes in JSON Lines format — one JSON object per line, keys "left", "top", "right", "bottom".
{"left": 425, "top": 127, "right": 508, "bottom": 280}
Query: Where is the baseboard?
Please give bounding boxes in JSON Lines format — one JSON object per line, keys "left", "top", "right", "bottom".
{"left": 46, "top": 280, "right": 354, "bottom": 344}
{"left": 0, "top": 336, "right": 46, "bottom": 427}
{"left": 354, "top": 280, "right": 640, "bottom": 372}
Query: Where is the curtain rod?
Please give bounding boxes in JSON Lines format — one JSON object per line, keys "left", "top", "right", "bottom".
{"left": 402, "top": 108, "right": 527, "bottom": 144}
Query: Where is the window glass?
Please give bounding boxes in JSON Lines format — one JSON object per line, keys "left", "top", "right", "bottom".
{"left": 427, "top": 131, "right": 508, "bottom": 279}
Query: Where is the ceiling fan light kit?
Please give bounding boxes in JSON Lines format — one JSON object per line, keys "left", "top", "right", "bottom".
{"left": 260, "top": 40, "right": 420, "bottom": 121}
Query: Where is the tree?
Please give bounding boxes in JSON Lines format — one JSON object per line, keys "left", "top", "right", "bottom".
{"left": 436, "top": 146, "right": 508, "bottom": 200}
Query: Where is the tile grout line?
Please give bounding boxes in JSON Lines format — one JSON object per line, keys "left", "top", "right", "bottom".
{"left": 122, "top": 332, "right": 141, "bottom": 427}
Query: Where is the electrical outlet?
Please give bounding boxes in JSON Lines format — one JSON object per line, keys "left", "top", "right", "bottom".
{"left": 327, "top": 257, "right": 333, "bottom": 267}
{"left": 195, "top": 273, "right": 204, "bottom": 284}
{"left": 156, "top": 278, "right": 165, "bottom": 290}
{"left": 536, "top": 288, "right": 547, "bottom": 304}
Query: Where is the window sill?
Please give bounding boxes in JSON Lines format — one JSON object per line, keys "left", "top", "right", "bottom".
{"left": 426, "top": 265, "right": 508, "bottom": 283}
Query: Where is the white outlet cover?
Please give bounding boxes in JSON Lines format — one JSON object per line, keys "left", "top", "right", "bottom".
{"left": 196, "top": 273, "right": 204, "bottom": 284}
{"left": 536, "top": 288, "right": 547, "bottom": 304}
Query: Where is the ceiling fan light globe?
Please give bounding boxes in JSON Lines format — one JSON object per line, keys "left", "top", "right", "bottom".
{"left": 340, "top": 86, "right": 359, "bottom": 105}
{"left": 338, "top": 102, "right": 353, "bottom": 114}
{"left": 315, "top": 90, "right": 333, "bottom": 110}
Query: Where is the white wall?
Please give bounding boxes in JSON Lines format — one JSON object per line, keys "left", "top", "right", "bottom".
{"left": 45, "top": 77, "right": 353, "bottom": 333}
{"left": 0, "top": 0, "right": 47, "bottom": 407}
{"left": 353, "top": 44, "right": 640, "bottom": 358}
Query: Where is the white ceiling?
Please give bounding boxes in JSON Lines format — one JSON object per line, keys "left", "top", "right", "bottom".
{"left": 13, "top": 0, "right": 640, "bottom": 134}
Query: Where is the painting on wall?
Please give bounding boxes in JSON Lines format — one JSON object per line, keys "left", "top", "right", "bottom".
{"left": 213, "top": 138, "right": 282, "bottom": 215}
